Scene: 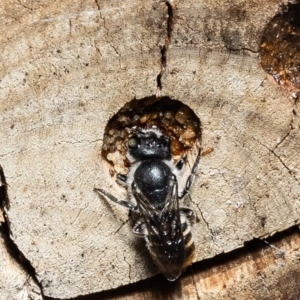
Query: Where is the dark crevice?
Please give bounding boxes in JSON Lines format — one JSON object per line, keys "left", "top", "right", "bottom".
{"left": 43, "top": 226, "right": 300, "bottom": 300}
{"left": 156, "top": 1, "right": 174, "bottom": 92}
{"left": 192, "top": 225, "right": 300, "bottom": 272}
{"left": 0, "top": 219, "right": 42, "bottom": 289}
{"left": 156, "top": 73, "right": 162, "bottom": 91}
{"left": 0, "top": 165, "right": 44, "bottom": 297}
{"left": 222, "top": 43, "right": 259, "bottom": 54}
{"left": 0, "top": 165, "right": 9, "bottom": 210}
{"left": 94, "top": 0, "right": 100, "bottom": 11}
{"left": 165, "top": 1, "right": 173, "bottom": 45}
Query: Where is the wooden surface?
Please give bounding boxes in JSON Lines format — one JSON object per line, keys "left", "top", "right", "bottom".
{"left": 65, "top": 227, "right": 300, "bottom": 300}
{"left": 0, "top": 0, "right": 300, "bottom": 299}
{"left": 0, "top": 168, "right": 42, "bottom": 300}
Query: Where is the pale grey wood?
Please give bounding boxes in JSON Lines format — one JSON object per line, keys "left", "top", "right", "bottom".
{"left": 0, "top": 0, "right": 299, "bottom": 298}
{"left": 0, "top": 175, "right": 42, "bottom": 300}
{"left": 162, "top": 0, "right": 300, "bottom": 262}
{"left": 0, "top": 236, "right": 43, "bottom": 300}
{"left": 0, "top": 0, "right": 165, "bottom": 298}
{"left": 98, "top": 230, "right": 300, "bottom": 300}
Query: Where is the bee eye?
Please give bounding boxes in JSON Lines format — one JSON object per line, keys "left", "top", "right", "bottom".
{"left": 128, "top": 138, "right": 138, "bottom": 148}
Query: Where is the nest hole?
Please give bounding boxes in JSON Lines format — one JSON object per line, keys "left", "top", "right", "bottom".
{"left": 101, "top": 96, "right": 201, "bottom": 177}
{"left": 260, "top": 1, "right": 300, "bottom": 90}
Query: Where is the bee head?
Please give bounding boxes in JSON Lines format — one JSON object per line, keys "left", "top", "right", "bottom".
{"left": 128, "top": 131, "right": 171, "bottom": 160}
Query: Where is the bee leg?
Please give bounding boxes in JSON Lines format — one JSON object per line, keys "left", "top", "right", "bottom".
{"left": 94, "top": 188, "right": 135, "bottom": 210}
{"left": 175, "top": 153, "right": 188, "bottom": 171}
{"left": 179, "top": 148, "right": 201, "bottom": 200}
{"left": 132, "top": 218, "right": 146, "bottom": 237}
{"left": 116, "top": 173, "right": 127, "bottom": 186}
{"left": 179, "top": 207, "right": 195, "bottom": 222}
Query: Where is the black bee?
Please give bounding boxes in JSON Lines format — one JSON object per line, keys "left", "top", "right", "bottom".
{"left": 94, "top": 129, "right": 200, "bottom": 281}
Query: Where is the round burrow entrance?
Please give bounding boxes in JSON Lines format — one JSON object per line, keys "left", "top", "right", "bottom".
{"left": 101, "top": 96, "right": 201, "bottom": 177}
{"left": 260, "top": 2, "right": 300, "bottom": 90}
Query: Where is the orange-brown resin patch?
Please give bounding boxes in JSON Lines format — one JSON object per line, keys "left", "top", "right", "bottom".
{"left": 260, "top": 3, "right": 300, "bottom": 90}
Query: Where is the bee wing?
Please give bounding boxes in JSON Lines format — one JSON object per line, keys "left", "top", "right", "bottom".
{"left": 132, "top": 175, "right": 185, "bottom": 281}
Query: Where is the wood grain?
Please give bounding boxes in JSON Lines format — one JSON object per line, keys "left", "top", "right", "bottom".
{"left": 0, "top": 0, "right": 299, "bottom": 298}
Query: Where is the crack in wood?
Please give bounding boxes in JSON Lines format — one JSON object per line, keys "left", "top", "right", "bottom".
{"left": 273, "top": 102, "right": 296, "bottom": 152}
{"left": 113, "top": 219, "right": 128, "bottom": 235}
{"left": 196, "top": 201, "right": 216, "bottom": 244}
{"left": 156, "top": 1, "right": 174, "bottom": 92}
{"left": 47, "top": 226, "right": 300, "bottom": 299}
{"left": 0, "top": 165, "right": 9, "bottom": 210}
{"left": 123, "top": 254, "right": 132, "bottom": 281}
{"left": 0, "top": 165, "right": 44, "bottom": 297}
{"left": 94, "top": 0, "right": 100, "bottom": 11}
{"left": 253, "top": 137, "right": 300, "bottom": 185}
{"left": 222, "top": 43, "right": 259, "bottom": 54}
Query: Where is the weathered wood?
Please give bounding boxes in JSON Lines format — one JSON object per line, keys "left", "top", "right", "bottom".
{"left": 0, "top": 236, "right": 43, "bottom": 300}
{"left": 1, "top": 0, "right": 165, "bottom": 298}
{"left": 69, "top": 227, "right": 300, "bottom": 300}
{"left": 0, "top": 0, "right": 299, "bottom": 299}
{"left": 0, "top": 170, "right": 42, "bottom": 300}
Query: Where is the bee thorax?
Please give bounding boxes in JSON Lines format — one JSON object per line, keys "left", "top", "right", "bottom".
{"left": 134, "top": 159, "right": 172, "bottom": 207}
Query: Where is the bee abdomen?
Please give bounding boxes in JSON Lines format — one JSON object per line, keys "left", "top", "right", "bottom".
{"left": 181, "top": 220, "right": 195, "bottom": 268}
